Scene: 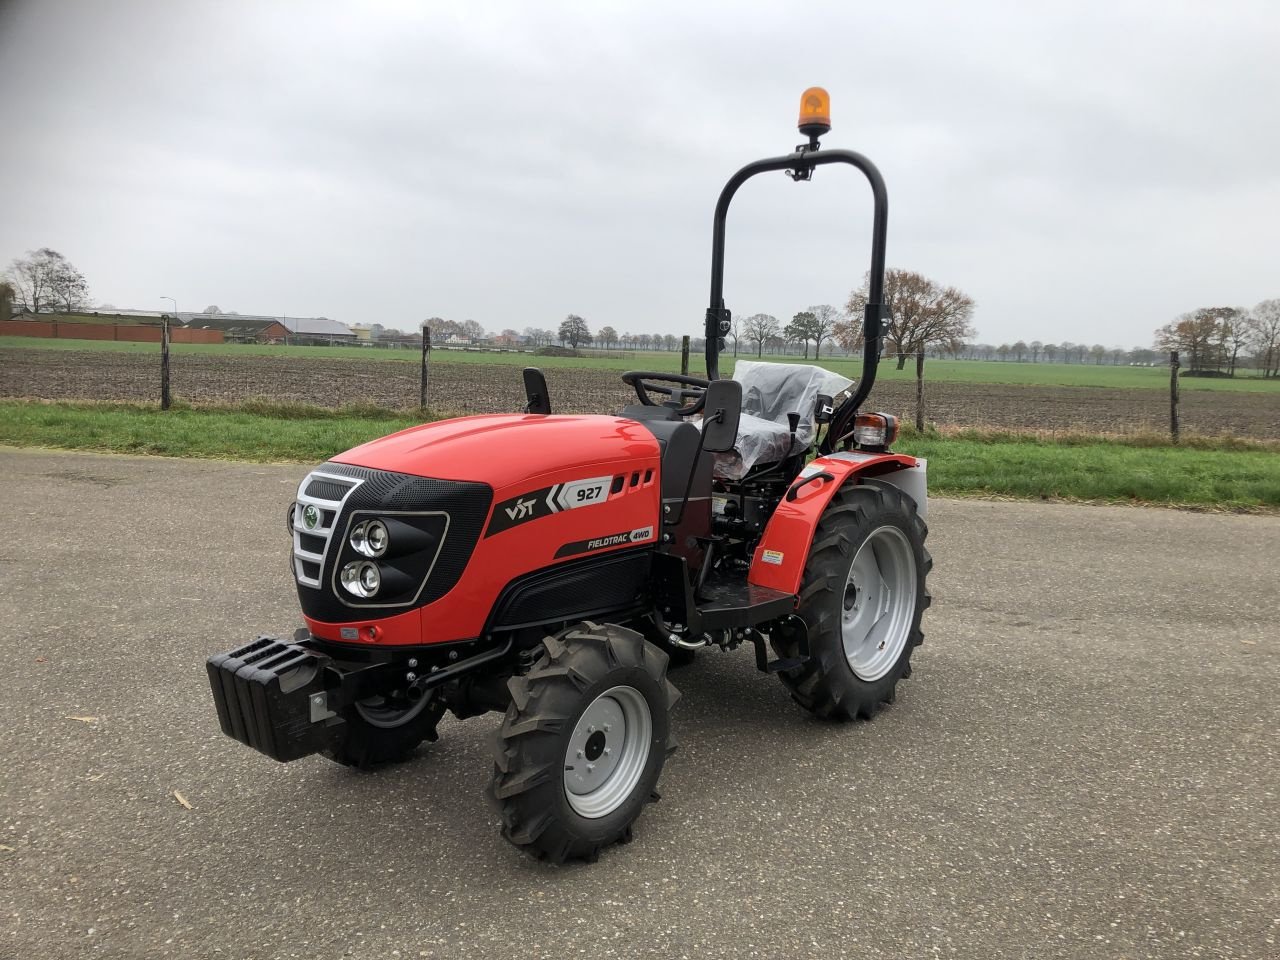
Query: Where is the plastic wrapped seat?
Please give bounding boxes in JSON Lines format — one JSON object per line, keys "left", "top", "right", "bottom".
{"left": 712, "top": 360, "right": 853, "bottom": 480}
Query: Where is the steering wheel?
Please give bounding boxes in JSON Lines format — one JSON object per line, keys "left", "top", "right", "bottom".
{"left": 621, "top": 371, "right": 712, "bottom": 416}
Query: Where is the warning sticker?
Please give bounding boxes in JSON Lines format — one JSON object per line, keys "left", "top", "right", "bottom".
{"left": 761, "top": 549, "right": 784, "bottom": 566}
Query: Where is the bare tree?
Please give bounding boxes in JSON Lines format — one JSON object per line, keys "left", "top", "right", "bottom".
{"left": 1012, "top": 340, "right": 1028, "bottom": 362}
{"left": 0, "top": 280, "right": 13, "bottom": 320}
{"left": 807, "top": 304, "right": 840, "bottom": 359}
{"left": 845, "top": 268, "right": 974, "bottom": 371}
{"left": 1030, "top": 340, "right": 1043, "bottom": 363}
{"left": 1246, "top": 299, "right": 1280, "bottom": 378}
{"left": 7, "top": 248, "right": 90, "bottom": 313}
{"left": 1042, "top": 343, "right": 1059, "bottom": 363}
{"left": 743, "top": 313, "right": 779, "bottom": 358}
{"left": 598, "top": 325, "right": 618, "bottom": 350}
{"left": 559, "top": 314, "right": 591, "bottom": 349}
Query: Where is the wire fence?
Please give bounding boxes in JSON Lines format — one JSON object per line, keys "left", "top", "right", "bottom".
{"left": 1, "top": 338, "right": 1278, "bottom": 442}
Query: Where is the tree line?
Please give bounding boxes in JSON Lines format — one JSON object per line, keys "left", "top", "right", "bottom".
{"left": 8, "top": 245, "right": 1275, "bottom": 379}
{"left": 1154, "top": 303, "right": 1279, "bottom": 379}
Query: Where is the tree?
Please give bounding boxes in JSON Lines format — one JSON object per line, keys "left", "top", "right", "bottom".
{"left": 730, "top": 313, "right": 741, "bottom": 357}
{"left": 845, "top": 268, "right": 975, "bottom": 371}
{"left": 1030, "top": 340, "right": 1043, "bottom": 363}
{"left": 598, "top": 325, "right": 618, "bottom": 350}
{"left": 1089, "top": 344, "right": 1107, "bottom": 365}
{"left": 785, "top": 311, "right": 817, "bottom": 359}
{"left": 1246, "top": 299, "right": 1280, "bottom": 378}
{"left": 1042, "top": 343, "right": 1059, "bottom": 363}
{"left": 807, "top": 304, "right": 840, "bottom": 359}
{"left": 1012, "top": 340, "right": 1028, "bottom": 362}
{"left": 0, "top": 281, "right": 13, "bottom": 320}
{"left": 203, "top": 305, "right": 223, "bottom": 315}
{"left": 1154, "top": 307, "right": 1237, "bottom": 374}
{"left": 461, "top": 319, "right": 486, "bottom": 341}
{"left": 742, "top": 313, "right": 779, "bottom": 358}
{"left": 6, "top": 248, "right": 90, "bottom": 313}
{"left": 559, "top": 314, "right": 590, "bottom": 349}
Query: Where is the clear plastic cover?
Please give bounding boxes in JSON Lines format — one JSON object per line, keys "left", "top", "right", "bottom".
{"left": 711, "top": 360, "right": 854, "bottom": 480}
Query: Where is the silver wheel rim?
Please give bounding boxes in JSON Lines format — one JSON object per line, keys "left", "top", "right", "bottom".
{"left": 842, "top": 525, "right": 918, "bottom": 682}
{"left": 563, "top": 685, "right": 653, "bottom": 819}
{"left": 355, "top": 690, "right": 433, "bottom": 729}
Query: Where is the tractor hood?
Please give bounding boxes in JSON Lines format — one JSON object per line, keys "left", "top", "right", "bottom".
{"left": 331, "top": 414, "right": 661, "bottom": 489}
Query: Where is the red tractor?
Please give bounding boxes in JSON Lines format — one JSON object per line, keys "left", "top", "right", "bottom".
{"left": 207, "top": 88, "right": 932, "bottom": 863}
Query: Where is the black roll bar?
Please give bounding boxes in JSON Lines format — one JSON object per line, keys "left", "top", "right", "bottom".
{"left": 704, "top": 147, "right": 888, "bottom": 452}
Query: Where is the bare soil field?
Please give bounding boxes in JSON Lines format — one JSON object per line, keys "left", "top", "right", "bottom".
{"left": 3, "top": 347, "right": 1279, "bottom": 438}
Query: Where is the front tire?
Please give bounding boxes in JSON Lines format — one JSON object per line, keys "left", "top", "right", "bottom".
{"left": 773, "top": 480, "right": 931, "bottom": 720}
{"left": 321, "top": 690, "right": 446, "bottom": 769}
{"left": 489, "top": 622, "right": 679, "bottom": 863}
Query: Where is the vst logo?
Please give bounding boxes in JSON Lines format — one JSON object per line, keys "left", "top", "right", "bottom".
{"left": 505, "top": 497, "right": 536, "bottom": 521}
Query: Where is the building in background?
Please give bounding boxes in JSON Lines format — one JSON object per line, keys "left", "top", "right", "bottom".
{"left": 187, "top": 316, "right": 289, "bottom": 342}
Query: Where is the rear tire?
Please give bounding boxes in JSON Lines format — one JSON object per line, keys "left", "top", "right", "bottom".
{"left": 773, "top": 480, "right": 931, "bottom": 720}
{"left": 321, "top": 691, "right": 446, "bottom": 769}
{"left": 489, "top": 622, "right": 679, "bottom": 863}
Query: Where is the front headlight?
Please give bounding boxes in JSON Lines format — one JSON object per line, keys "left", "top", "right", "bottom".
{"left": 340, "top": 561, "right": 381, "bottom": 597}
{"left": 350, "top": 519, "right": 389, "bottom": 558}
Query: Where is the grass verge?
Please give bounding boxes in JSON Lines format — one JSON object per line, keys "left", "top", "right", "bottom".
{"left": 1, "top": 400, "right": 1277, "bottom": 511}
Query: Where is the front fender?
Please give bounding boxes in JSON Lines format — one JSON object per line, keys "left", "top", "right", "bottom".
{"left": 747, "top": 452, "right": 921, "bottom": 595}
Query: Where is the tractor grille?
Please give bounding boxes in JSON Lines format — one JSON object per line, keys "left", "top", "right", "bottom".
{"left": 291, "top": 462, "right": 493, "bottom": 623}
{"left": 291, "top": 471, "right": 364, "bottom": 588}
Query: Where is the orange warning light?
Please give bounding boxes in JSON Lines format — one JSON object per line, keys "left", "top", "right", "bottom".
{"left": 798, "top": 86, "right": 831, "bottom": 137}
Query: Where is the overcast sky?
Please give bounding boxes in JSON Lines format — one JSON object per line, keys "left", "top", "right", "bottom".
{"left": 2, "top": 0, "right": 1277, "bottom": 346}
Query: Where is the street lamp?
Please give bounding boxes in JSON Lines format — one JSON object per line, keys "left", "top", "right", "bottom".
{"left": 158, "top": 297, "right": 175, "bottom": 410}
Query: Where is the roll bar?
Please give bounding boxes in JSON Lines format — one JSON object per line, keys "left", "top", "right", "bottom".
{"left": 704, "top": 146, "right": 888, "bottom": 453}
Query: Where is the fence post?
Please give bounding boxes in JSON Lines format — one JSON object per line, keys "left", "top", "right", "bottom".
{"left": 1169, "top": 350, "right": 1179, "bottom": 443}
{"left": 420, "top": 326, "right": 432, "bottom": 411}
{"left": 160, "top": 314, "right": 171, "bottom": 411}
{"left": 680, "top": 335, "right": 690, "bottom": 376}
{"left": 915, "top": 351, "right": 925, "bottom": 432}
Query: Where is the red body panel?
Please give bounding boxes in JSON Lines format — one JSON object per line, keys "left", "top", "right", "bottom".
{"left": 747, "top": 452, "right": 918, "bottom": 596}
{"left": 304, "top": 415, "right": 661, "bottom": 646}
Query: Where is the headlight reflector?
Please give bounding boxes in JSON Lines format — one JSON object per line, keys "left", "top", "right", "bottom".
{"left": 340, "top": 561, "right": 381, "bottom": 597}
{"left": 350, "top": 519, "right": 389, "bottom": 557}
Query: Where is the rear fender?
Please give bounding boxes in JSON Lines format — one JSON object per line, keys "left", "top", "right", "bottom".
{"left": 748, "top": 452, "right": 922, "bottom": 595}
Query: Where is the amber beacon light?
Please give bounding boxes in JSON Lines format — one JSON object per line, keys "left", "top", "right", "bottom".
{"left": 797, "top": 86, "right": 831, "bottom": 137}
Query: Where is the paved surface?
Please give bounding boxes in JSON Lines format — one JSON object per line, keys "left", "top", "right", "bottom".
{"left": 0, "top": 447, "right": 1276, "bottom": 960}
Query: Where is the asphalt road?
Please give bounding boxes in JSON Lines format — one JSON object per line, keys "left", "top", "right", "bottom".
{"left": 1, "top": 448, "right": 1276, "bottom": 960}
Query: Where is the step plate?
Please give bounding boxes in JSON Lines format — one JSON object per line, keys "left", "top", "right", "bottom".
{"left": 697, "top": 581, "right": 795, "bottom": 631}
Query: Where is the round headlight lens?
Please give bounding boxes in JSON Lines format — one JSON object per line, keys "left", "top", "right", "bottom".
{"left": 365, "top": 520, "right": 389, "bottom": 556}
{"left": 350, "top": 520, "right": 390, "bottom": 558}
{"left": 340, "top": 561, "right": 380, "bottom": 598}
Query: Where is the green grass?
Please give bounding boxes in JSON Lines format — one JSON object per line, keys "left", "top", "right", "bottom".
{"left": 0, "top": 400, "right": 422, "bottom": 462}
{"left": 896, "top": 428, "right": 1280, "bottom": 511}
{"left": 3, "top": 335, "right": 1276, "bottom": 391}
{"left": 2, "top": 400, "right": 1277, "bottom": 511}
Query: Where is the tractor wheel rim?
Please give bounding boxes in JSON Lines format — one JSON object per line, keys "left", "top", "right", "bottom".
{"left": 355, "top": 690, "right": 433, "bottom": 729}
{"left": 563, "top": 685, "right": 652, "bottom": 819}
{"left": 841, "top": 525, "right": 917, "bottom": 682}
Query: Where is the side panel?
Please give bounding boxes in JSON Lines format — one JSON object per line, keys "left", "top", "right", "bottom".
{"left": 747, "top": 452, "right": 919, "bottom": 596}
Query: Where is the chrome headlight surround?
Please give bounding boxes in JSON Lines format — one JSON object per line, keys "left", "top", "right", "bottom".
{"left": 350, "top": 519, "right": 389, "bottom": 558}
